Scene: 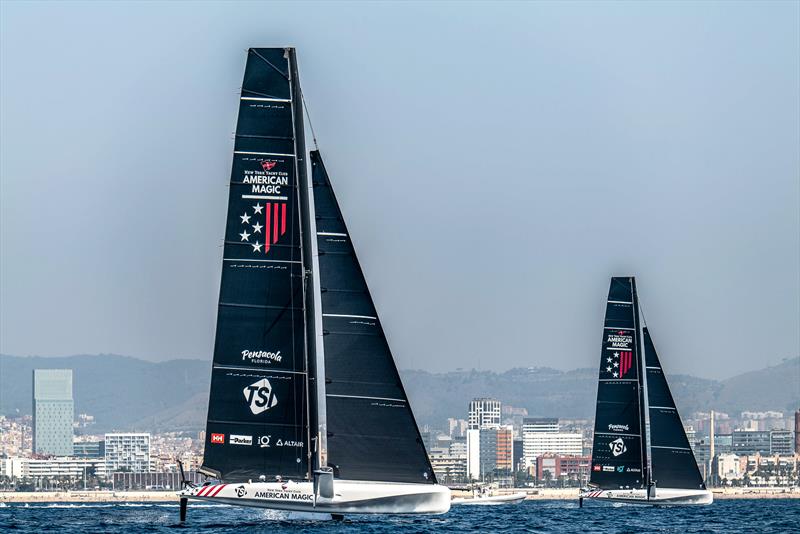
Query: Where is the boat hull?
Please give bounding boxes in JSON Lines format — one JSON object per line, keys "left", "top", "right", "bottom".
{"left": 451, "top": 492, "right": 527, "bottom": 506}
{"left": 179, "top": 479, "right": 451, "bottom": 514}
{"left": 580, "top": 487, "right": 713, "bottom": 506}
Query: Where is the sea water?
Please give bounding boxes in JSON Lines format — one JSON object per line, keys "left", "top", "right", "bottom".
{"left": 0, "top": 499, "right": 797, "bottom": 533}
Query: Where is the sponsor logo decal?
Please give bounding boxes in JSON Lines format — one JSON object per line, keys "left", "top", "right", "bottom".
{"left": 258, "top": 436, "right": 271, "bottom": 448}
{"left": 626, "top": 467, "right": 642, "bottom": 473}
{"left": 609, "top": 438, "right": 627, "bottom": 457}
{"left": 607, "top": 424, "right": 629, "bottom": 432}
{"left": 243, "top": 378, "right": 278, "bottom": 415}
{"left": 241, "top": 349, "right": 282, "bottom": 365}
{"left": 210, "top": 433, "right": 225, "bottom": 444}
{"left": 238, "top": 202, "right": 288, "bottom": 255}
{"left": 229, "top": 434, "right": 253, "bottom": 446}
{"left": 235, "top": 485, "right": 247, "bottom": 498}
{"left": 602, "top": 465, "right": 615, "bottom": 472}
{"left": 616, "top": 466, "right": 624, "bottom": 473}
{"left": 275, "top": 439, "right": 303, "bottom": 448}
{"left": 260, "top": 160, "right": 277, "bottom": 171}
{"left": 592, "top": 465, "right": 601, "bottom": 472}
{"left": 253, "top": 490, "right": 313, "bottom": 502}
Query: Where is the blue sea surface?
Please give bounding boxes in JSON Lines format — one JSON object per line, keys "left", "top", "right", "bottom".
{"left": 1, "top": 499, "right": 798, "bottom": 533}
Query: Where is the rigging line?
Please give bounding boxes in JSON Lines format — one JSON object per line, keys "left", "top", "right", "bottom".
{"left": 249, "top": 48, "right": 290, "bottom": 81}
{"left": 299, "top": 88, "right": 319, "bottom": 151}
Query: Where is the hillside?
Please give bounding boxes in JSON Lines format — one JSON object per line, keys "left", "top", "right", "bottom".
{"left": 1, "top": 354, "right": 796, "bottom": 432}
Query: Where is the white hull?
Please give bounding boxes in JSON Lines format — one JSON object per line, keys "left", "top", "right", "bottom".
{"left": 451, "top": 492, "right": 526, "bottom": 506}
{"left": 580, "top": 487, "right": 713, "bottom": 506}
{"left": 179, "top": 479, "right": 451, "bottom": 514}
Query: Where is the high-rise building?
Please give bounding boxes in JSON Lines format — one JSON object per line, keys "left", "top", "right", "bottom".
{"left": 795, "top": 410, "right": 800, "bottom": 454}
{"left": 32, "top": 369, "right": 74, "bottom": 456}
{"left": 105, "top": 433, "right": 151, "bottom": 473}
{"left": 468, "top": 398, "right": 501, "bottom": 430}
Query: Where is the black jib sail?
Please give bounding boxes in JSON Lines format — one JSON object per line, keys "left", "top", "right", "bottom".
{"left": 201, "top": 48, "right": 311, "bottom": 482}
{"left": 310, "top": 151, "right": 436, "bottom": 484}
{"left": 589, "top": 277, "right": 648, "bottom": 489}
{"left": 644, "top": 327, "right": 706, "bottom": 490}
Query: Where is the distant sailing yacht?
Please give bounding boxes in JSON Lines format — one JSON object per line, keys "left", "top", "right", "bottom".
{"left": 580, "top": 277, "right": 712, "bottom": 506}
{"left": 177, "top": 48, "right": 449, "bottom": 518}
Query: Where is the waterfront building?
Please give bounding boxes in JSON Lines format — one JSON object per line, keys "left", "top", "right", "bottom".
{"left": 535, "top": 453, "right": 591, "bottom": 484}
{"left": 105, "top": 433, "right": 151, "bottom": 473}
{"left": 73, "top": 440, "right": 105, "bottom": 458}
{"left": 769, "top": 430, "right": 794, "bottom": 455}
{"left": 22, "top": 457, "right": 107, "bottom": 479}
{"left": 731, "top": 429, "right": 771, "bottom": 455}
{"left": 32, "top": 369, "right": 74, "bottom": 456}
{"left": 731, "top": 429, "right": 793, "bottom": 456}
{"left": 522, "top": 431, "right": 582, "bottom": 468}
{"left": 429, "top": 451, "right": 468, "bottom": 484}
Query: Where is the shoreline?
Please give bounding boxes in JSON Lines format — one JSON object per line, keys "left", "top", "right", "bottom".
{"left": 2, "top": 487, "right": 798, "bottom": 503}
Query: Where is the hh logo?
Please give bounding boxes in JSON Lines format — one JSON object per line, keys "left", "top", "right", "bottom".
{"left": 609, "top": 438, "right": 627, "bottom": 457}
{"left": 243, "top": 378, "right": 278, "bottom": 415}
{"left": 210, "top": 433, "right": 225, "bottom": 444}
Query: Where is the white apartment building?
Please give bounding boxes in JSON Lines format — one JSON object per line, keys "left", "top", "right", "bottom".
{"left": 105, "top": 433, "right": 151, "bottom": 473}
{"left": 0, "top": 457, "right": 107, "bottom": 479}
{"left": 522, "top": 432, "right": 583, "bottom": 468}
{"left": 468, "top": 398, "right": 501, "bottom": 430}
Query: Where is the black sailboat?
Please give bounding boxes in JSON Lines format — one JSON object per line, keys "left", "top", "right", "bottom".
{"left": 580, "top": 277, "right": 712, "bottom": 505}
{"left": 178, "top": 47, "right": 449, "bottom": 517}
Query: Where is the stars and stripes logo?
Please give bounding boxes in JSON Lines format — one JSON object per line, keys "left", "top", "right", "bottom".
{"left": 238, "top": 202, "right": 287, "bottom": 254}
{"left": 603, "top": 350, "right": 633, "bottom": 378}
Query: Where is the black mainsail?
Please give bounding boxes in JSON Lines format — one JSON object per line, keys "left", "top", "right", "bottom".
{"left": 588, "top": 276, "right": 707, "bottom": 497}
{"left": 311, "top": 151, "right": 436, "bottom": 484}
{"left": 201, "top": 48, "right": 311, "bottom": 482}
{"left": 644, "top": 327, "right": 706, "bottom": 490}
{"left": 589, "top": 277, "right": 647, "bottom": 489}
{"left": 199, "top": 48, "right": 433, "bottom": 488}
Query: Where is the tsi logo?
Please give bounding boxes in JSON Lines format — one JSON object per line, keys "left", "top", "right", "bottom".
{"left": 243, "top": 378, "right": 278, "bottom": 415}
{"left": 609, "top": 438, "right": 627, "bottom": 457}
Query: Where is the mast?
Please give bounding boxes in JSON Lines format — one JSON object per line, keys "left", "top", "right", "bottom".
{"left": 632, "top": 280, "right": 651, "bottom": 493}
{"left": 287, "top": 47, "right": 317, "bottom": 480}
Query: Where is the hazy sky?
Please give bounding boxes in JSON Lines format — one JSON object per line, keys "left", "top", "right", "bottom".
{"left": 1, "top": 1, "right": 798, "bottom": 379}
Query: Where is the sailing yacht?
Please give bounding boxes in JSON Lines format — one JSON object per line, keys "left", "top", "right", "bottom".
{"left": 177, "top": 48, "right": 450, "bottom": 518}
{"left": 580, "top": 277, "right": 712, "bottom": 506}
